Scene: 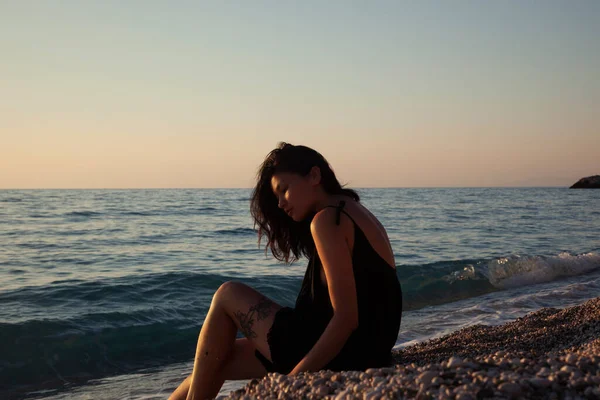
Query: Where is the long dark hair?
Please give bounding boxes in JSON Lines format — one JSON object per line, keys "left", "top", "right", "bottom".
{"left": 250, "top": 142, "right": 360, "bottom": 263}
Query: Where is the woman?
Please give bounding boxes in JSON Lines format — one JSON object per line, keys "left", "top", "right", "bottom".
{"left": 170, "top": 143, "right": 402, "bottom": 400}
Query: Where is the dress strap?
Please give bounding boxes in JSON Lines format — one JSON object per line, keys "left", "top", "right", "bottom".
{"left": 322, "top": 200, "right": 357, "bottom": 226}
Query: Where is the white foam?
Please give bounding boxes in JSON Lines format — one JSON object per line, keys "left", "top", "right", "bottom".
{"left": 442, "top": 264, "right": 477, "bottom": 283}
{"left": 483, "top": 252, "right": 600, "bottom": 289}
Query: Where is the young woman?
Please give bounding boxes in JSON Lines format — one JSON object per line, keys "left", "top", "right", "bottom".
{"left": 170, "top": 143, "right": 402, "bottom": 400}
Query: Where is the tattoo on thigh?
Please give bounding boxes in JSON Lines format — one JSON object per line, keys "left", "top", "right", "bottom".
{"left": 234, "top": 296, "right": 274, "bottom": 339}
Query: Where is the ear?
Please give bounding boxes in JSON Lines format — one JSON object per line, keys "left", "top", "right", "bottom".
{"left": 308, "top": 166, "right": 322, "bottom": 186}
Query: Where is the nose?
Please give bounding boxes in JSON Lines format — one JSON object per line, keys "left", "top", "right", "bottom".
{"left": 277, "top": 195, "right": 286, "bottom": 209}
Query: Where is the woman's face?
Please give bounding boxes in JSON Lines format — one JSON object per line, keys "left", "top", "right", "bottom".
{"left": 271, "top": 171, "right": 316, "bottom": 222}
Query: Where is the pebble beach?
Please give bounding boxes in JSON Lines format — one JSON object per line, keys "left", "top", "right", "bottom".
{"left": 224, "top": 296, "right": 600, "bottom": 399}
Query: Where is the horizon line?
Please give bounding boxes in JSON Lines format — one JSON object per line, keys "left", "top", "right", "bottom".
{"left": 0, "top": 185, "right": 570, "bottom": 190}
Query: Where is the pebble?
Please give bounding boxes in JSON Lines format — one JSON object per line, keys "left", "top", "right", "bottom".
{"left": 314, "top": 385, "right": 329, "bottom": 397}
{"left": 334, "top": 389, "right": 350, "bottom": 400}
{"left": 447, "top": 356, "right": 464, "bottom": 368}
{"left": 529, "top": 377, "right": 551, "bottom": 388}
{"left": 364, "top": 388, "right": 382, "bottom": 400}
{"left": 486, "top": 369, "right": 499, "bottom": 378}
{"left": 463, "top": 361, "right": 479, "bottom": 369}
{"left": 498, "top": 382, "right": 522, "bottom": 397}
{"left": 290, "top": 380, "right": 304, "bottom": 390}
{"left": 416, "top": 370, "right": 438, "bottom": 386}
{"left": 331, "top": 373, "right": 342, "bottom": 382}
{"left": 561, "top": 365, "right": 576, "bottom": 373}
{"left": 431, "top": 376, "right": 444, "bottom": 386}
{"left": 537, "top": 367, "right": 551, "bottom": 377}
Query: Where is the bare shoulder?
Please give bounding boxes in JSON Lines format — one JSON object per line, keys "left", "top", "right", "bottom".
{"left": 311, "top": 207, "right": 337, "bottom": 226}
{"left": 310, "top": 207, "right": 345, "bottom": 234}
{"left": 310, "top": 206, "right": 354, "bottom": 240}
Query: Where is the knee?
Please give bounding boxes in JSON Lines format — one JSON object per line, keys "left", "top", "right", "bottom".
{"left": 213, "top": 280, "right": 245, "bottom": 305}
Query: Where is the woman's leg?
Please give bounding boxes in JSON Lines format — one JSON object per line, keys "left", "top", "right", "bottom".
{"left": 173, "top": 281, "right": 282, "bottom": 400}
{"left": 168, "top": 338, "right": 267, "bottom": 400}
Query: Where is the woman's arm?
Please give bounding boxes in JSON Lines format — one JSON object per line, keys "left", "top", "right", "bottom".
{"left": 289, "top": 313, "right": 356, "bottom": 374}
{"left": 289, "top": 209, "right": 359, "bottom": 374}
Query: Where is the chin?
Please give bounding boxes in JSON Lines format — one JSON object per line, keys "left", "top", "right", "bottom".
{"left": 289, "top": 210, "right": 304, "bottom": 222}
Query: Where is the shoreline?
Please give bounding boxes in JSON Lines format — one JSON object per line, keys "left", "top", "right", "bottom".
{"left": 225, "top": 296, "right": 600, "bottom": 399}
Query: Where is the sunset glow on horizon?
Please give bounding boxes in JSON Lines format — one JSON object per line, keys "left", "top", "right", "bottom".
{"left": 2, "top": 2, "right": 598, "bottom": 189}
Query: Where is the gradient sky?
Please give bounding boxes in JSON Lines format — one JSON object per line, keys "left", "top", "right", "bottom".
{"left": 1, "top": 1, "right": 598, "bottom": 188}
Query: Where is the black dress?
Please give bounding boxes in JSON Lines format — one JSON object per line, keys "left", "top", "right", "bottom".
{"left": 255, "top": 200, "right": 403, "bottom": 374}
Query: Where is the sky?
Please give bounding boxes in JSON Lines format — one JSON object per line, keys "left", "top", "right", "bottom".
{"left": 1, "top": 1, "right": 598, "bottom": 188}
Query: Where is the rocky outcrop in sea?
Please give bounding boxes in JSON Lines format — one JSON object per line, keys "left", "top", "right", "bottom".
{"left": 570, "top": 175, "right": 600, "bottom": 189}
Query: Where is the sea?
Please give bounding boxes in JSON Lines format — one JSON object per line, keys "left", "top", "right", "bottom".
{"left": 1, "top": 188, "right": 599, "bottom": 399}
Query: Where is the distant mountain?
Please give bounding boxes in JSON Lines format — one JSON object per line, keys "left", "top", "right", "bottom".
{"left": 570, "top": 175, "right": 600, "bottom": 189}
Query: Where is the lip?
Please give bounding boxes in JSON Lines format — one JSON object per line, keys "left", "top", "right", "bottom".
{"left": 285, "top": 208, "right": 293, "bottom": 215}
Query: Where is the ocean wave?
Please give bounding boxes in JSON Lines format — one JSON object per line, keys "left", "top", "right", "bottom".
{"left": 116, "top": 207, "right": 218, "bottom": 217}
{"left": 54, "top": 227, "right": 125, "bottom": 236}
{"left": 15, "top": 241, "right": 63, "bottom": 250}
{"left": 398, "top": 260, "right": 497, "bottom": 311}
{"left": 29, "top": 213, "right": 54, "bottom": 218}
{"left": 0, "top": 318, "right": 198, "bottom": 393}
{"left": 0, "top": 272, "right": 301, "bottom": 394}
{"left": 398, "top": 251, "right": 600, "bottom": 310}
{"left": 64, "top": 211, "right": 103, "bottom": 218}
{"left": 119, "top": 211, "right": 153, "bottom": 216}
{"left": 1, "top": 272, "right": 223, "bottom": 310}
{"left": 482, "top": 252, "right": 600, "bottom": 289}
{"left": 0, "top": 272, "right": 299, "bottom": 323}
{"left": 8, "top": 269, "right": 26, "bottom": 275}
{"left": 213, "top": 228, "right": 257, "bottom": 236}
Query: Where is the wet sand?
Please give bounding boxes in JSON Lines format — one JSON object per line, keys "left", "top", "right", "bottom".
{"left": 223, "top": 296, "right": 600, "bottom": 399}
